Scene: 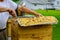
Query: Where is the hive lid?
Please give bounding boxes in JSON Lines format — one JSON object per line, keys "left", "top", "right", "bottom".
{"left": 17, "top": 16, "right": 58, "bottom": 27}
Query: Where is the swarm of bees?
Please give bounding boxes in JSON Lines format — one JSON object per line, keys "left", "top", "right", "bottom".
{"left": 17, "top": 16, "right": 58, "bottom": 26}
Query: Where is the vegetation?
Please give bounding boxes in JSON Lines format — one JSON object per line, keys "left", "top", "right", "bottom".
{"left": 13, "top": 0, "right": 19, "bottom": 2}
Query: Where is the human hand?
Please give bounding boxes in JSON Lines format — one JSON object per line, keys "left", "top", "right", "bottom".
{"left": 7, "top": 9, "right": 17, "bottom": 18}
{"left": 35, "top": 14, "right": 43, "bottom": 17}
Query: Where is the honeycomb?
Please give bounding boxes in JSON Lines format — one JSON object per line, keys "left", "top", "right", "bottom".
{"left": 17, "top": 16, "right": 58, "bottom": 26}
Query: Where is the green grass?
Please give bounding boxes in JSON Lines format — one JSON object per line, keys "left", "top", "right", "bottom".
{"left": 35, "top": 10, "right": 60, "bottom": 40}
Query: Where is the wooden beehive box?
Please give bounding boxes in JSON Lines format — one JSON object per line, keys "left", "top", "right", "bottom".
{"left": 18, "top": 25, "right": 52, "bottom": 40}
{"left": 7, "top": 18, "right": 52, "bottom": 40}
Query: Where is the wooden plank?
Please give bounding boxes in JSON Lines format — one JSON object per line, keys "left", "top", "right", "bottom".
{"left": 18, "top": 25, "right": 52, "bottom": 40}
{"left": 7, "top": 19, "right": 12, "bottom": 37}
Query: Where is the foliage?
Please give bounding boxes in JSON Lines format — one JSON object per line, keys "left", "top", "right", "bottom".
{"left": 13, "top": 0, "right": 19, "bottom": 2}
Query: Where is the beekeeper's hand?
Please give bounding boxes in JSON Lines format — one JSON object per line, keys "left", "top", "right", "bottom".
{"left": 7, "top": 9, "right": 17, "bottom": 18}
{"left": 35, "top": 13, "right": 43, "bottom": 17}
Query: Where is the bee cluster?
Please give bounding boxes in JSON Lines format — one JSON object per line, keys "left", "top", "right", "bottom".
{"left": 17, "top": 16, "right": 58, "bottom": 26}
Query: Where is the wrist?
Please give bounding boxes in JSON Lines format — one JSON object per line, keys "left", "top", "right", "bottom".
{"left": 6, "top": 8, "right": 9, "bottom": 12}
{"left": 6, "top": 8, "right": 12, "bottom": 12}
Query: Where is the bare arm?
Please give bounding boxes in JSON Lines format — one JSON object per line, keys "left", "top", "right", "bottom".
{"left": 0, "top": 7, "right": 16, "bottom": 17}
{"left": 18, "top": 6, "right": 42, "bottom": 17}
{"left": 0, "top": 7, "right": 9, "bottom": 12}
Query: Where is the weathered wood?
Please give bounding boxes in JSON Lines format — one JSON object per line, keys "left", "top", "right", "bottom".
{"left": 7, "top": 19, "right": 12, "bottom": 37}
{"left": 7, "top": 18, "right": 52, "bottom": 40}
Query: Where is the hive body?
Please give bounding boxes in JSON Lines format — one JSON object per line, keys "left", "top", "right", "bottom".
{"left": 7, "top": 17, "right": 53, "bottom": 40}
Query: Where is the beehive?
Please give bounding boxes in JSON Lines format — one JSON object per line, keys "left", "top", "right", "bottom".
{"left": 7, "top": 17, "right": 53, "bottom": 40}
{"left": 17, "top": 16, "right": 58, "bottom": 26}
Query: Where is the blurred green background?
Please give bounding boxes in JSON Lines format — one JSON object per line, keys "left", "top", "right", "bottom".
{"left": 13, "top": 0, "right": 19, "bottom": 2}
{"left": 13, "top": 0, "right": 60, "bottom": 40}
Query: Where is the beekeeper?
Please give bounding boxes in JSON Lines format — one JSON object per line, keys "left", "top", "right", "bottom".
{"left": 0, "top": 0, "right": 17, "bottom": 40}
{"left": 0, "top": 0, "right": 41, "bottom": 40}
